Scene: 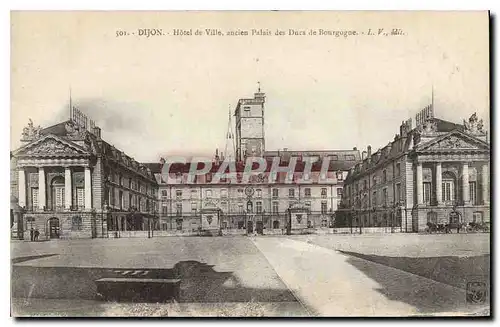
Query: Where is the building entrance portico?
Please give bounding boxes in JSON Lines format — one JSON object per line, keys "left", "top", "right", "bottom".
{"left": 412, "top": 125, "right": 490, "bottom": 231}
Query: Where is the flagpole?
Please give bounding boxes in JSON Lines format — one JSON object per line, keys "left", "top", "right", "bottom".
{"left": 69, "top": 86, "right": 72, "bottom": 120}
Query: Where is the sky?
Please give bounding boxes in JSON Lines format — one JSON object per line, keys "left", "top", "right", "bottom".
{"left": 10, "top": 11, "right": 489, "bottom": 163}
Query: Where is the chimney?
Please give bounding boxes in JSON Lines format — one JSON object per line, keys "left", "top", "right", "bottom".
{"left": 400, "top": 121, "right": 405, "bottom": 137}
{"left": 214, "top": 149, "right": 220, "bottom": 165}
{"left": 367, "top": 145, "right": 372, "bottom": 158}
{"left": 353, "top": 147, "right": 357, "bottom": 151}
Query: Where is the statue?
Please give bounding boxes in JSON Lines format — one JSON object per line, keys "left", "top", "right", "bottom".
{"left": 65, "top": 120, "right": 87, "bottom": 140}
{"left": 21, "top": 119, "right": 42, "bottom": 142}
{"left": 464, "top": 113, "right": 485, "bottom": 134}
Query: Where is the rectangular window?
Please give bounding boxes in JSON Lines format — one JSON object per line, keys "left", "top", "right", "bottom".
{"left": 372, "top": 191, "right": 377, "bottom": 205}
{"left": 305, "top": 188, "right": 311, "bottom": 197}
{"left": 336, "top": 172, "right": 343, "bottom": 180}
{"left": 176, "top": 219, "right": 183, "bottom": 231}
{"left": 272, "top": 202, "right": 279, "bottom": 214}
{"left": 442, "top": 181, "right": 455, "bottom": 202}
{"left": 176, "top": 203, "right": 182, "bottom": 216}
{"left": 321, "top": 201, "right": 328, "bottom": 214}
{"left": 238, "top": 189, "right": 244, "bottom": 197}
{"left": 288, "top": 188, "right": 295, "bottom": 198}
{"left": 305, "top": 201, "right": 311, "bottom": 211}
{"left": 337, "top": 188, "right": 343, "bottom": 197}
{"left": 191, "top": 202, "right": 197, "bottom": 214}
{"left": 373, "top": 176, "right": 377, "bottom": 186}
{"left": 473, "top": 211, "right": 483, "bottom": 223}
{"left": 75, "top": 187, "right": 83, "bottom": 209}
{"left": 206, "top": 190, "right": 212, "bottom": 198}
{"left": 191, "top": 189, "right": 197, "bottom": 198}
{"left": 32, "top": 188, "right": 39, "bottom": 209}
{"left": 71, "top": 216, "right": 83, "bottom": 231}
{"left": 396, "top": 163, "right": 401, "bottom": 177}
{"left": 162, "top": 204, "right": 168, "bottom": 215}
{"left": 176, "top": 190, "right": 182, "bottom": 199}
{"left": 119, "top": 191, "right": 123, "bottom": 210}
{"left": 383, "top": 170, "right": 387, "bottom": 183}
{"left": 256, "top": 189, "right": 262, "bottom": 198}
{"left": 396, "top": 183, "right": 401, "bottom": 203}
{"left": 272, "top": 188, "right": 279, "bottom": 198}
{"left": 206, "top": 174, "right": 212, "bottom": 183}
{"left": 469, "top": 182, "right": 477, "bottom": 204}
{"left": 221, "top": 189, "right": 228, "bottom": 198}
{"left": 321, "top": 188, "right": 327, "bottom": 198}
{"left": 423, "top": 182, "right": 432, "bottom": 204}
{"left": 55, "top": 187, "right": 65, "bottom": 209}
{"left": 238, "top": 203, "right": 244, "bottom": 213}
{"left": 161, "top": 190, "right": 168, "bottom": 197}
{"left": 383, "top": 188, "right": 388, "bottom": 206}
{"left": 256, "top": 201, "right": 262, "bottom": 214}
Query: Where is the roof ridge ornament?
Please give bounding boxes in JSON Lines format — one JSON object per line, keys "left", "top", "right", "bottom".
{"left": 21, "top": 119, "right": 42, "bottom": 142}
{"left": 464, "top": 113, "right": 485, "bottom": 135}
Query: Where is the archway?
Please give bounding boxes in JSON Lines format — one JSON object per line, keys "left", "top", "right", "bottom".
{"left": 47, "top": 217, "right": 60, "bottom": 239}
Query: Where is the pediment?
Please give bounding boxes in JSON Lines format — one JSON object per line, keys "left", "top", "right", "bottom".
{"left": 14, "top": 135, "right": 90, "bottom": 157}
{"left": 417, "top": 131, "right": 489, "bottom": 152}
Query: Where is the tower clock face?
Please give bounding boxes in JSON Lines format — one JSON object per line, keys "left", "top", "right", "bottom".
{"left": 245, "top": 187, "right": 255, "bottom": 197}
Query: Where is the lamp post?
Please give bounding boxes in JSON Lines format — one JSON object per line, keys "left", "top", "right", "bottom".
{"left": 91, "top": 209, "right": 97, "bottom": 239}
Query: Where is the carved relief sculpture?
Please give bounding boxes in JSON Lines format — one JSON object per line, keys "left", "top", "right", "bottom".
{"left": 431, "top": 135, "right": 476, "bottom": 150}
{"left": 25, "top": 139, "right": 78, "bottom": 155}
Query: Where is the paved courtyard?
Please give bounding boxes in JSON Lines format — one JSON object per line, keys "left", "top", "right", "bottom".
{"left": 11, "top": 234, "right": 490, "bottom": 317}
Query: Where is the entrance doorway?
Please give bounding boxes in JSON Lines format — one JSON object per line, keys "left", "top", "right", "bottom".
{"left": 256, "top": 221, "right": 264, "bottom": 235}
{"left": 247, "top": 220, "right": 253, "bottom": 234}
{"left": 48, "top": 217, "right": 60, "bottom": 239}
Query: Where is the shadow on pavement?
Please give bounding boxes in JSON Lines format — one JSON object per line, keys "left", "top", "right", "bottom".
{"left": 342, "top": 255, "right": 472, "bottom": 314}
{"left": 12, "top": 260, "right": 296, "bottom": 304}
{"left": 11, "top": 254, "right": 58, "bottom": 264}
{"left": 339, "top": 250, "right": 490, "bottom": 289}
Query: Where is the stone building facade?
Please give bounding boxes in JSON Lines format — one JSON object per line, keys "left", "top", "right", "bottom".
{"left": 155, "top": 150, "right": 359, "bottom": 234}
{"left": 11, "top": 116, "right": 158, "bottom": 240}
{"left": 341, "top": 111, "right": 490, "bottom": 232}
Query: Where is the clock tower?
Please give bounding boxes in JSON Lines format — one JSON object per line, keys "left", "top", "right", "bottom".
{"left": 234, "top": 86, "right": 265, "bottom": 161}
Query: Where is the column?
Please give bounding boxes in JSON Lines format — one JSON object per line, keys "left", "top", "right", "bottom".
{"left": 38, "top": 167, "right": 46, "bottom": 210}
{"left": 435, "top": 162, "right": 442, "bottom": 205}
{"left": 84, "top": 166, "right": 92, "bottom": 210}
{"left": 462, "top": 163, "right": 470, "bottom": 205}
{"left": 416, "top": 162, "right": 423, "bottom": 205}
{"left": 18, "top": 168, "right": 26, "bottom": 208}
{"left": 482, "top": 164, "right": 489, "bottom": 205}
{"left": 65, "top": 167, "right": 72, "bottom": 210}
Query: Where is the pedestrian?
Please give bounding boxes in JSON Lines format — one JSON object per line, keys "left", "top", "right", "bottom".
{"left": 30, "top": 227, "right": 34, "bottom": 241}
{"left": 34, "top": 229, "right": 40, "bottom": 241}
